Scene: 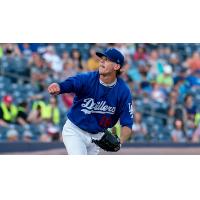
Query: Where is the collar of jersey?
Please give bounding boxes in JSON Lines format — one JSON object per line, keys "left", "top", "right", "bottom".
{"left": 99, "top": 78, "right": 117, "bottom": 88}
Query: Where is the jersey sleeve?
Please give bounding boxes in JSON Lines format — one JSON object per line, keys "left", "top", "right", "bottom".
{"left": 119, "top": 89, "right": 134, "bottom": 129}
{"left": 58, "top": 73, "right": 86, "bottom": 95}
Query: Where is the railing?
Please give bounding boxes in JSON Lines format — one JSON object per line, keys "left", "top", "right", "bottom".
{"left": 133, "top": 93, "right": 187, "bottom": 129}
{"left": 0, "top": 70, "right": 31, "bottom": 83}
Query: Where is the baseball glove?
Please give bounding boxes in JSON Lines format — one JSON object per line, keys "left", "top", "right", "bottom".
{"left": 92, "top": 130, "right": 121, "bottom": 152}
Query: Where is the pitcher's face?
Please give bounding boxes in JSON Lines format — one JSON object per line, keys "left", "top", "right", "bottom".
{"left": 98, "top": 56, "right": 119, "bottom": 76}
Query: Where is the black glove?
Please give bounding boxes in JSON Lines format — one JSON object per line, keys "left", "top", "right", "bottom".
{"left": 92, "top": 130, "right": 121, "bottom": 152}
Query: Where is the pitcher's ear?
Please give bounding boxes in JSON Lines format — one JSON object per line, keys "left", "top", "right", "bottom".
{"left": 114, "top": 64, "right": 120, "bottom": 71}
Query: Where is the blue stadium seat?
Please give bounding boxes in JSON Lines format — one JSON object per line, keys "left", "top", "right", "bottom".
{"left": 0, "top": 76, "right": 11, "bottom": 84}
{"left": 0, "top": 127, "right": 9, "bottom": 141}
{"left": 0, "top": 91, "right": 7, "bottom": 99}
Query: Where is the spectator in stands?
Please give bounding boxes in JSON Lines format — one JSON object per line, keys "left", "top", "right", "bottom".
{"left": 29, "top": 53, "right": 49, "bottom": 91}
{"left": 61, "top": 51, "right": 69, "bottom": 64}
{"left": 127, "top": 60, "right": 151, "bottom": 87}
{"left": 45, "top": 97, "right": 60, "bottom": 141}
{"left": 43, "top": 45, "right": 63, "bottom": 73}
{"left": 138, "top": 62, "right": 152, "bottom": 95}
{"left": 169, "top": 90, "right": 179, "bottom": 106}
{"left": 156, "top": 65, "right": 174, "bottom": 91}
{"left": 70, "top": 48, "right": 85, "bottom": 71}
{"left": 148, "top": 49, "right": 161, "bottom": 78}
{"left": 2, "top": 43, "right": 21, "bottom": 58}
{"left": 17, "top": 101, "right": 29, "bottom": 126}
{"left": 174, "top": 67, "right": 188, "bottom": 85}
{"left": 167, "top": 91, "right": 186, "bottom": 123}
{"left": 186, "top": 51, "right": 200, "bottom": 72}
{"left": 45, "top": 96, "right": 60, "bottom": 125}
{"left": 6, "top": 125, "right": 19, "bottom": 142}
{"left": 61, "top": 58, "right": 77, "bottom": 80}
{"left": 151, "top": 81, "right": 166, "bottom": 103}
{"left": 0, "top": 95, "right": 18, "bottom": 127}
{"left": 28, "top": 103, "right": 44, "bottom": 124}
{"left": 127, "top": 61, "right": 143, "bottom": 83}
{"left": 171, "top": 119, "right": 186, "bottom": 143}
{"left": 169, "top": 53, "right": 182, "bottom": 73}
{"left": 173, "top": 68, "right": 189, "bottom": 99}
{"left": 28, "top": 101, "right": 48, "bottom": 141}
{"left": 132, "top": 112, "right": 147, "bottom": 141}
{"left": 86, "top": 48, "right": 99, "bottom": 71}
{"left": 167, "top": 92, "right": 196, "bottom": 136}
{"left": 133, "top": 45, "right": 147, "bottom": 61}
{"left": 187, "top": 69, "right": 200, "bottom": 88}
{"left": 184, "top": 94, "right": 196, "bottom": 120}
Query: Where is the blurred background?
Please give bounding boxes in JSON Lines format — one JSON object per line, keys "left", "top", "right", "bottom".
{"left": 0, "top": 43, "right": 200, "bottom": 154}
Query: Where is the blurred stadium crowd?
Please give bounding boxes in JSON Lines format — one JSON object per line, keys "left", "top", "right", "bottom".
{"left": 0, "top": 43, "right": 200, "bottom": 143}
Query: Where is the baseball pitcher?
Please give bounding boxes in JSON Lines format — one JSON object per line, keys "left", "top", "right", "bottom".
{"left": 48, "top": 48, "right": 134, "bottom": 155}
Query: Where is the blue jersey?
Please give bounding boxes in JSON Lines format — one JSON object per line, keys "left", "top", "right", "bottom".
{"left": 59, "top": 71, "right": 133, "bottom": 134}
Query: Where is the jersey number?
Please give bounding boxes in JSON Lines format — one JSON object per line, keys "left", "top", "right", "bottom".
{"left": 99, "top": 116, "right": 112, "bottom": 128}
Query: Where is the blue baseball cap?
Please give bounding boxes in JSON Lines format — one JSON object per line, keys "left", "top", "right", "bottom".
{"left": 96, "top": 48, "right": 124, "bottom": 67}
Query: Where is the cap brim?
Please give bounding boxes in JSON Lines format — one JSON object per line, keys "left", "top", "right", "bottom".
{"left": 96, "top": 52, "right": 107, "bottom": 58}
{"left": 96, "top": 52, "right": 116, "bottom": 64}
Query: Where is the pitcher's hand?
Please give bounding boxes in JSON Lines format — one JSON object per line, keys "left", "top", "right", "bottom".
{"left": 48, "top": 83, "right": 60, "bottom": 95}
